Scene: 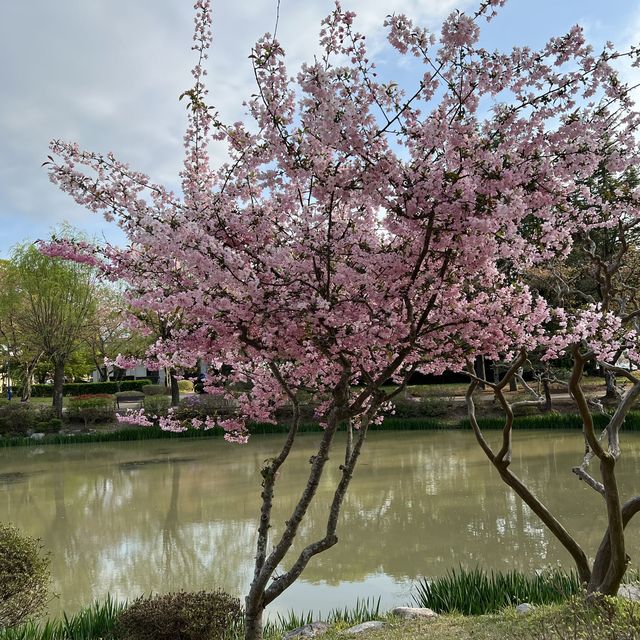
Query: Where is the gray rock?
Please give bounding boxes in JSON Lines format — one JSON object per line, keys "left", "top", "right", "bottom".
{"left": 391, "top": 607, "right": 437, "bottom": 619}
{"left": 516, "top": 603, "right": 534, "bottom": 615}
{"left": 619, "top": 583, "right": 640, "bottom": 601}
{"left": 30, "top": 432, "right": 45, "bottom": 441}
{"left": 282, "top": 621, "right": 330, "bottom": 639}
{"left": 340, "top": 620, "right": 385, "bottom": 635}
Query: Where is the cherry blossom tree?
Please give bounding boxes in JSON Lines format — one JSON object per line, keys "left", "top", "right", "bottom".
{"left": 468, "top": 151, "right": 640, "bottom": 597}
{"left": 42, "top": 0, "right": 640, "bottom": 636}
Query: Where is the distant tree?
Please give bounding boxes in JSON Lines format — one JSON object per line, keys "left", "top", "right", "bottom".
{"left": 0, "top": 260, "right": 44, "bottom": 400}
{"left": 86, "top": 285, "right": 149, "bottom": 383}
{"left": 6, "top": 244, "right": 96, "bottom": 417}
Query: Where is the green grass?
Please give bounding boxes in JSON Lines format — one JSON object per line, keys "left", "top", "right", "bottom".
{"left": 321, "top": 598, "right": 640, "bottom": 640}
{"left": 4, "top": 592, "right": 640, "bottom": 640}
{"left": 412, "top": 567, "right": 581, "bottom": 615}
{"left": 0, "top": 596, "right": 380, "bottom": 640}
{"left": 4, "top": 409, "right": 640, "bottom": 448}
{"left": 459, "top": 411, "right": 640, "bottom": 431}
{"left": 1, "top": 596, "right": 124, "bottom": 640}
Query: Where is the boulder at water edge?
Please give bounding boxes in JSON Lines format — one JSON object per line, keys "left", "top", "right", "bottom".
{"left": 282, "top": 621, "right": 330, "bottom": 639}
{"left": 340, "top": 621, "right": 386, "bottom": 634}
{"left": 391, "top": 607, "right": 438, "bottom": 619}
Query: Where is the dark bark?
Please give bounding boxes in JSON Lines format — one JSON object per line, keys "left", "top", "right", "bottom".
{"left": 604, "top": 368, "right": 619, "bottom": 399}
{"left": 590, "top": 496, "right": 640, "bottom": 592}
{"left": 169, "top": 368, "right": 180, "bottom": 406}
{"left": 243, "top": 603, "right": 264, "bottom": 640}
{"left": 474, "top": 355, "right": 486, "bottom": 390}
{"left": 541, "top": 378, "right": 552, "bottom": 412}
{"left": 52, "top": 358, "right": 65, "bottom": 420}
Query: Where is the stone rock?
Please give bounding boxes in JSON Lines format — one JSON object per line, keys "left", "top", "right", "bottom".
{"left": 516, "top": 603, "right": 534, "bottom": 615}
{"left": 391, "top": 607, "right": 438, "bottom": 620}
{"left": 340, "top": 620, "right": 385, "bottom": 635}
{"left": 619, "top": 583, "right": 640, "bottom": 601}
{"left": 30, "top": 432, "right": 45, "bottom": 441}
{"left": 282, "top": 621, "right": 330, "bottom": 639}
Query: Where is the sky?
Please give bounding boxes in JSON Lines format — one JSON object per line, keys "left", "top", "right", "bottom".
{"left": 1, "top": 0, "right": 639, "bottom": 258}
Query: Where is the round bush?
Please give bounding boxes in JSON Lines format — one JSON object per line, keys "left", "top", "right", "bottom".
{"left": 0, "top": 524, "right": 50, "bottom": 629}
{"left": 115, "top": 590, "right": 242, "bottom": 640}
{"left": 178, "top": 379, "right": 194, "bottom": 393}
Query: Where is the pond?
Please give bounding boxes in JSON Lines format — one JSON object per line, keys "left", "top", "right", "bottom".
{"left": 1, "top": 429, "right": 639, "bottom": 619}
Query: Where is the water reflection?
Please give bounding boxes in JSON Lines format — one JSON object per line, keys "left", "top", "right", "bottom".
{"left": 0, "top": 430, "right": 639, "bottom": 617}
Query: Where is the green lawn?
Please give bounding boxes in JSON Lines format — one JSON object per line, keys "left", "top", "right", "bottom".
{"left": 323, "top": 599, "right": 640, "bottom": 640}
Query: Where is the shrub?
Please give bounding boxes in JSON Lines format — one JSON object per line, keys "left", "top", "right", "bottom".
{"left": 66, "top": 394, "right": 116, "bottom": 428}
{"left": 115, "top": 390, "right": 145, "bottom": 400}
{"left": 115, "top": 590, "right": 242, "bottom": 640}
{"left": 16, "top": 380, "right": 152, "bottom": 398}
{"left": 412, "top": 567, "right": 581, "bottom": 615}
{"left": 178, "top": 379, "right": 194, "bottom": 392}
{"left": 175, "top": 394, "right": 237, "bottom": 421}
{"left": 0, "top": 524, "right": 50, "bottom": 629}
{"left": 143, "top": 395, "right": 171, "bottom": 415}
{"left": 141, "top": 384, "right": 171, "bottom": 396}
{"left": 0, "top": 403, "right": 37, "bottom": 436}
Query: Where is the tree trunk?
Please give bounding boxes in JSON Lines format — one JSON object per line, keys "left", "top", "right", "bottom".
{"left": 21, "top": 374, "right": 33, "bottom": 403}
{"left": 541, "top": 378, "right": 552, "bottom": 412}
{"left": 509, "top": 367, "right": 522, "bottom": 391}
{"left": 474, "top": 356, "right": 486, "bottom": 390}
{"left": 169, "top": 368, "right": 180, "bottom": 407}
{"left": 604, "top": 369, "right": 619, "bottom": 399}
{"left": 243, "top": 600, "right": 264, "bottom": 640}
{"left": 52, "top": 359, "right": 65, "bottom": 420}
{"left": 20, "top": 355, "right": 41, "bottom": 402}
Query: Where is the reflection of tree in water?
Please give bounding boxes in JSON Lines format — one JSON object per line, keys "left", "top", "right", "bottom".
{"left": 270, "top": 432, "right": 640, "bottom": 586}
{"left": 0, "top": 433, "right": 639, "bottom": 614}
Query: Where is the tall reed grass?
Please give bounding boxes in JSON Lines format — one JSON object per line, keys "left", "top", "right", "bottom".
{"left": 1, "top": 596, "right": 123, "bottom": 640}
{"left": 412, "top": 567, "right": 581, "bottom": 615}
{"left": 0, "top": 596, "right": 381, "bottom": 640}
{"left": 3, "top": 410, "right": 640, "bottom": 448}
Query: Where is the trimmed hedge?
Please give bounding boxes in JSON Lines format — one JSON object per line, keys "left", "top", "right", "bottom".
{"left": 16, "top": 380, "right": 152, "bottom": 398}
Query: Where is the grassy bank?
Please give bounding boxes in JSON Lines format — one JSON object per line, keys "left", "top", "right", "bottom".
{"left": 3, "top": 410, "right": 640, "bottom": 447}
{"left": 3, "top": 596, "right": 639, "bottom": 640}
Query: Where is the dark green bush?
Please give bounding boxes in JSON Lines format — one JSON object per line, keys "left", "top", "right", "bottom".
{"left": 66, "top": 394, "right": 116, "bottom": 427}
{"left": 141, "top": 384, "right": 171, "bottom": 396}
{"left": 115, "top": 590, "right": 242, "bottom": 640}
{"left": 0, "top": 403, "right": 37, "bottom": 436}
{"left": 0, "top": 524, "right": 50, "bottom": 629}
{"left": 16, "top": 380, "right": 152, "bottom": 398}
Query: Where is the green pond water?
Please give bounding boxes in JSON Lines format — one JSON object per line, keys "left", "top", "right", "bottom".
{"left": 1, "top": 429, "right": 639, "bottom": 618}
